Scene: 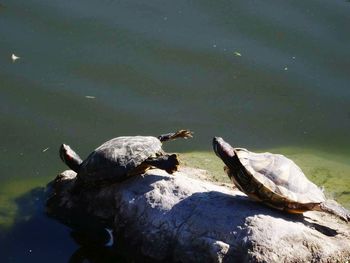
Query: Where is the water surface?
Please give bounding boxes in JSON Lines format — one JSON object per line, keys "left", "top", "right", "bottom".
{"left": 1, "top": 0, "right": 349, "bottom": 262}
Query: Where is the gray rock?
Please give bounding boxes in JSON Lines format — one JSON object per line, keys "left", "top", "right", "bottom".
{"left": 47, "top": 169, "right": 350, "bottom": 263}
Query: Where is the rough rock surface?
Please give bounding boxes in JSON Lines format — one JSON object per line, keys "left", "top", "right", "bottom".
{"left": 47, "top": 168, "right": 350, "bottom": 263}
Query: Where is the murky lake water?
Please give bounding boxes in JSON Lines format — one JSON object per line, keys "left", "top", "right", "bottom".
{"left": 1, "top": 0, "right": 350, "bottom": 262}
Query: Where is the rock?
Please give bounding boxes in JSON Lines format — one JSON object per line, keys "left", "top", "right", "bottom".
{"left": 46, "top": 169, "right": 350, "bottom": 263}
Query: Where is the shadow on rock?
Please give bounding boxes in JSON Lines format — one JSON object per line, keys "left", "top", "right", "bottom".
{"left": 169, "top": 190, "right": 339, "bottom": 236}
{"left": 301, "top": 217, "right": 338, "bottom": 237}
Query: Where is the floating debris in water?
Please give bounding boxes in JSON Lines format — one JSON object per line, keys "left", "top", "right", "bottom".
{"left": 213, "top": 44, "right": 217, "bottom": 48}
{"left": 85, "top": 95, "right": 96, "bottom": 99}
{"left": 284, "top": 67, "right": 288, "bottom": 71}
{"left": 292, "top": 56, "right": 296, "bottom": 59}
{"left": 42, "top": 147, "right": 49, "bottom": 152}
{"left": 11, "top": 53, "right": 20, "bottom": 62}
{"left": 233, "top": 51, "right": 242, "bottom": 57}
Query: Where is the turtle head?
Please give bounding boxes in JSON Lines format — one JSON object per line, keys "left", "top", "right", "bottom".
{"left": 212, "top": 137, "right": 237, "bottom": 168}
{"left": 59, "top": 144, "right": 83, "bottom": 173}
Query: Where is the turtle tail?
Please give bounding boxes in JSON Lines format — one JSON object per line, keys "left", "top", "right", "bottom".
{"left": 59, "top": 144, "right": 83, "bottom": 173}
{"left": 317, "top": 200, "right": 350, "bottom": 222}
{"left": 158, "top": 129, "right": 193, "bottom": 142}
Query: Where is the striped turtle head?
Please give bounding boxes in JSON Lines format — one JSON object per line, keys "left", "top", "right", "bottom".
{"left": 213, "top": 137, "right": 235, "bottom": 164}
{"left": 212, "top": 137, "right": 247, "bottom": 172}
{"left": 59, "top": 144, "right": 83, "bottom": 173}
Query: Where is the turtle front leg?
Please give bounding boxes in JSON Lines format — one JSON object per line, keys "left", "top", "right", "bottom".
{"left": 143, "top": 154, "right": 179, "bottom": 174}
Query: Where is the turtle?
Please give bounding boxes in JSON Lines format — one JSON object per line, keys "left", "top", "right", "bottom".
{"left": 212, "top": 137, "right": 350, "bottom": 222}
{"left": 59, "top": 129, "right": 193, "bottom": 190}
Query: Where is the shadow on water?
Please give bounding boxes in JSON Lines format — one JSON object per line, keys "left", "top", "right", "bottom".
{"left": 0, "top": 186, "right": 134, "bottom": 263}
{"left": 0, "top": 187, "right": 75, "bottom": 263}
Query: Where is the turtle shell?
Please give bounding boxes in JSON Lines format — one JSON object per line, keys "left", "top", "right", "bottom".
{"left": 234, "top": 148, "right": 326, "bottom": 204}
{"left": 77, "top": 136, "right": 162, "bottom": 184}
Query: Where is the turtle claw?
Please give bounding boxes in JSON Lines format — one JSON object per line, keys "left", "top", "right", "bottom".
{"left": 176, "top": 130, "right": 193, "bottom": 139}
{"left": 158, "top": 129, "right": 193, "bottom": 142}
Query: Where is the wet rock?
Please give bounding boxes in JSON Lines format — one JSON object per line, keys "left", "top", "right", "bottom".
{"left": 47, "top": 169, "right": 350, "bottom": 263}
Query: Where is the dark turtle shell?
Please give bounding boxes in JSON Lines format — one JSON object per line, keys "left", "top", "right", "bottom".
{"left": 77, "top": 136, "right": 162, "bottom": 184}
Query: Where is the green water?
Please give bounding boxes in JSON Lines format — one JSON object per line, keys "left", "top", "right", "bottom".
{"left": 1, "top": 0, "right": 350, "bottom": 262}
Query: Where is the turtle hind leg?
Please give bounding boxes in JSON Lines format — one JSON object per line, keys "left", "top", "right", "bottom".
{"left": 317, "top": 200, "right": 350, "bottom": 222}
{"left": 158, "top": 130, "right": 193, "bottom": 142}
{"left": 143, "top": 154, "right": 179, "bottom": 174}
